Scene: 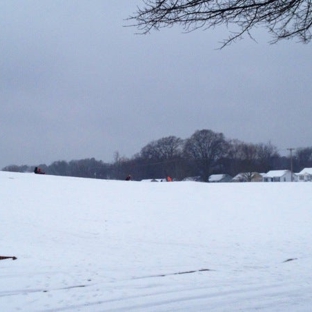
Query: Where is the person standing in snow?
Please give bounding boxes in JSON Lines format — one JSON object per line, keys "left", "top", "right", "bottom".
{"left": 34, "top": 167, "right": 45, "bottom": 174}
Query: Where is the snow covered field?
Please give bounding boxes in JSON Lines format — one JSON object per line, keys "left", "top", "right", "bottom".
{"left": 1, "top": 171, "right": 311, "bottom": 311}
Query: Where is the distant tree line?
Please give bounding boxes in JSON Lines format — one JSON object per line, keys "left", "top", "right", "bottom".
{"left": 3, "top": 129, "right": 312, "bottom": 181}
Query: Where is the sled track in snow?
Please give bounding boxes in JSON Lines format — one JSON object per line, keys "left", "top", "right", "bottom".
{"left": 38, "top": 272, "right": 309, "bottom": 312}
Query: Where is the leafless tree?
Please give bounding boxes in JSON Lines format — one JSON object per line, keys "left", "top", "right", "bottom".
{"left": 130, "top": 0, "right": 312, "bottom": 46}
{"left": 256, "top": 142, "right": 279, "bottom": 172}
{"left": 139, "top": 136, "right": 184, "bottom": 178}
{"left": 228, "top": 140, "right": 279, "bottom": 180}
{"left": 295, "top": 147, "right": 312, "bottom": 169}
{"left": 228, "top": 140, "right": 259, "bottom": 181}
{"left": 183, "top": 129, "right": 228, "bottom": 181}
{"left": 141, "top": 136, "right": 183, "bottom": 160}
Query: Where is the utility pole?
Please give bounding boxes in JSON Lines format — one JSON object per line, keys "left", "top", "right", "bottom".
{"left": 287, "top": 148, "right": 295, "bottom": 181}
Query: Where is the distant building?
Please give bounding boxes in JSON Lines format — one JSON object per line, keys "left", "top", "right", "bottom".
{"left": 141, "top": 178, "right": 165, "bottom": 182}
{"left": 231, "top": 172, "right": 263, "bottom": 182}
{"left": 296, "top": 168, "right": 312, "bottom": 182}
{"left": 208, "top": 174, "right": 232, "bottom": 183}
{"left": 263, "top": 170, "right": 293, "bottom": 182}
{"left": 182, "top": 176, "right": 203, "bottom": 182}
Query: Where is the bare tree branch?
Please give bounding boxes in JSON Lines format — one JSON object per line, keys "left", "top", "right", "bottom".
{"left": 128, "top": 0, "right": 312, "bottom": 46}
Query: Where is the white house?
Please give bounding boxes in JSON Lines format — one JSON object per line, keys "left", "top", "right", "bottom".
{"left": 263, "top": 170, "right": 293, "bottom": 182}
{"left": 231, "top": 172, "right": 263, "bottom": 182}
{"left": 208, "top": 174, "right": 232, "bottom": 183}
{"left": 296, "top": 168, "right": 312, "bottom": 182}
{"left": 182, "top": 176, "right": 203, "bottom": 182}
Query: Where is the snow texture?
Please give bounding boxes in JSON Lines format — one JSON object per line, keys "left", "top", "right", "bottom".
{"left": 0, "top": 171, "right": 311, "bottom": 311}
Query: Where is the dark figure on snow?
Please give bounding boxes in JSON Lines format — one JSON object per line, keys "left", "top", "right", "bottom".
{"left": 0, "top": 256, "right": 17, "bottom": 260}
{"left": 125, "top": 175, "right": 131, "bottom": 181}
{"left": 34, "top": 167, "right": 45, "bottom": 174}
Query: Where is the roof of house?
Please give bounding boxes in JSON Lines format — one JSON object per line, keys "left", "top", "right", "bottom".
{"left": 209, "top": 174, "right": 227, "bottom": 182}
{"left": 182, "top": 176, "right": 203, "bottom": 182}
{"left": 264, "top": 170, "right": 290, "bottom": 178}
{"left": 232, "top": 173, "right": 245, "bottom": 180}
{"left": 141, "top": 178, "right": 164, "bottom": 182}
{"left": 298, "top": 168, "right": 312, "bottom": 175}
{"left": 232, "top": 172, "right": 261, "bottom": 180}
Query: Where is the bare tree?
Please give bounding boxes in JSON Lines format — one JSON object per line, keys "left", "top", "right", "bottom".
{"left": 130, "top": 0, "right": 312, "bottom": 46}
{"left": 295, "top": 147, "right": 312, "bottom": 169}
{"left": 228, "top": 140, "right": 259, "bottom": 181}
{"left": 256, "top": 142, "right": 279, "bottom": 172}
{"left": 227, "top": 140, "right": 279, "bottom": 180}
{"left": 141, "top": 136, "right": 182, "bottom": 160}
{"left": 183, "top": 129, "right": 228, "bottom": 182}
{"left": 140, "top": 136, "right": 183, "bottom": 178}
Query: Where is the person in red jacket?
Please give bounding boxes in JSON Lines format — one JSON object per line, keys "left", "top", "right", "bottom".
{"left": 34, "top": 167, "right": 45, "bottom": 174}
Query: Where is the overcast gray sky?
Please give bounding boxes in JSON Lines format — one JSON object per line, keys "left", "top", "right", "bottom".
{"left": 1, "top": 0, "right": 312, "bottom": 168}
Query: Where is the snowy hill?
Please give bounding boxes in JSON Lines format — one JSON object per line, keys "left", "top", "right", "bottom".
{"left": 1, "top": 171, "right": 311, "bottom": 311}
